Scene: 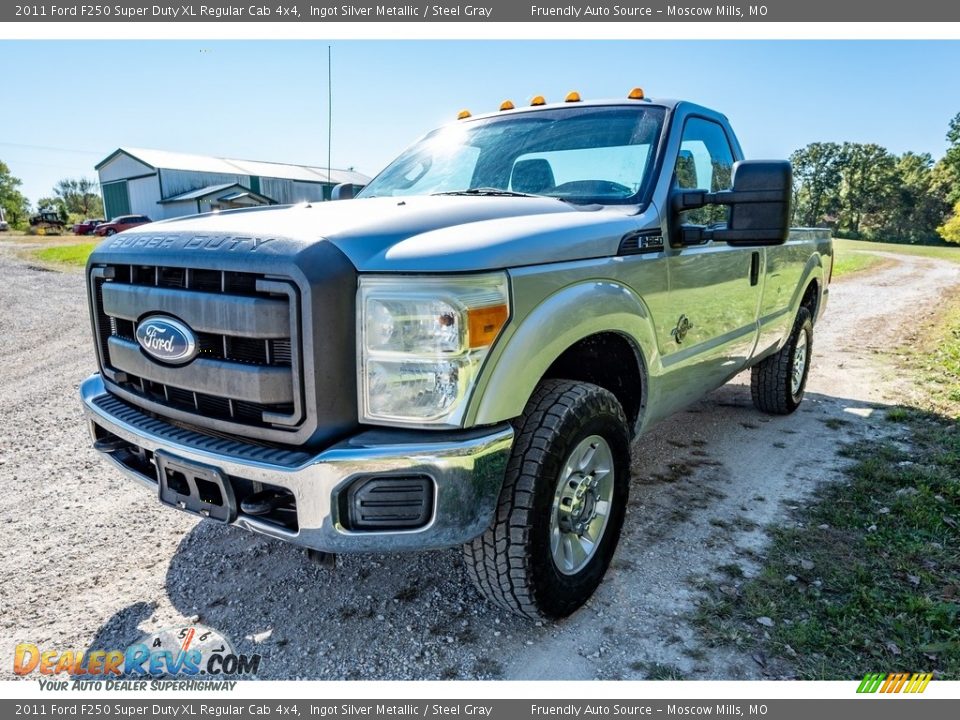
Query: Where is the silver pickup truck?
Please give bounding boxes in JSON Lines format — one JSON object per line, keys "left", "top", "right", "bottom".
{"left": 81, "top": 91, "right": 831, "bottom": 619}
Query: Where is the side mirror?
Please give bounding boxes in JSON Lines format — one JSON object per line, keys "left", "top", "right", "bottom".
{"left": 671, "top": 160, "right": 792, "bottom": 247}
{"left": 331, "top": 183, "right": 364, "bottom": 200}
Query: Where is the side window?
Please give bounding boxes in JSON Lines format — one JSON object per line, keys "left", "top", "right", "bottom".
{"left": 675, "top": 118, "right": 735, "bottom": 226}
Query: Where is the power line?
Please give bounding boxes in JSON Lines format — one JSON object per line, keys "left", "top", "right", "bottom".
{"left": 327, "top": 44, "right": 332, "bottom": 190}
{"left": 0, "top": 141, "right": 105, "bottom": 156}
{"left": 3, "top": 158, "right": 98, "bottom": 172}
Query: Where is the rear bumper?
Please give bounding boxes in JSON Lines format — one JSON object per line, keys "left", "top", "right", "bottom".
{"left": 80, "top": 374, "right": 513, "bottom": 553}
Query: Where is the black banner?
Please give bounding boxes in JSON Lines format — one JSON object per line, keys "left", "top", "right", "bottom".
{"left": 4, "top": 700, "right": 960, "bottom": 719}
{"left": 5, "top": 0, "right": 960, "bottom": 23}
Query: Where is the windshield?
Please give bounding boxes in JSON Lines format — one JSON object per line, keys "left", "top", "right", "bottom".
{"left": 359, "top": 105, "right": 666, "bottom": 205}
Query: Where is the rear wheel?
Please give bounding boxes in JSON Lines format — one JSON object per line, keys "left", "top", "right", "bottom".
{"left": 751, "top": 307, "right": 813, "bottom": 415}
{"left": 463, "top": 379, "right": 631, "bottom": 619}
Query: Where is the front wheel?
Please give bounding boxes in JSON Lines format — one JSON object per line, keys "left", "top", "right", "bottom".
{"left": 104, "top": 228, "right": 116, "bottom": 236}
{"left": 751, "top": 307, "right": 813, "bottom": 415}
{"left": 463, "top": 379, "right": 631, "bottom": 619}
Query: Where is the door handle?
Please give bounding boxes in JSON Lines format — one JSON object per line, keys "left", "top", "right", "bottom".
{"left": 750, "top": 251, "right": 760, "bottom": 286}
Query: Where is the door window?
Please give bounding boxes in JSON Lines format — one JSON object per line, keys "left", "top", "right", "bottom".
{"left": 676, "top": 118, "right": 735, "bottom": 226}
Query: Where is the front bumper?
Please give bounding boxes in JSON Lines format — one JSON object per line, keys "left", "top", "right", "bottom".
{"left": 80, "top": 374, "right": 513, "bottom": 553}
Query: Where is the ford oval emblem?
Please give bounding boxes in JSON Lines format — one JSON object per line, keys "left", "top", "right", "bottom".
{"left": 135, "top": 316, "right": 198, "bottom": 365}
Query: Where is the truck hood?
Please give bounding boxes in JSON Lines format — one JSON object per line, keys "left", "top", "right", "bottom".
{"left": 119, "top": 195, "right": 647, "bottom": 272}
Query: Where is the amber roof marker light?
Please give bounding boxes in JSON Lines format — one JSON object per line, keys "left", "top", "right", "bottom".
{"left": 564, "top": 91, "right": 581, "bottom": 102}
{"left": 628, "top": 87, "right": 645, "bottom": 100}
{"left": 457, "top": 110, "right": 472, "bottom": 120}
{"left": 499, "top": 100, "right": 515, "bottom": 111}
{"left": 530, "top": 95, "right": 547, "bottom": 106}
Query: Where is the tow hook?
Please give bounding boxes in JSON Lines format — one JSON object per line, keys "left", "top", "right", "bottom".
{"left": 240, "top": 490, "right": 290, "bottom": 516}
{"left": 306, "top": 549, "right": 337, "bottom": 570}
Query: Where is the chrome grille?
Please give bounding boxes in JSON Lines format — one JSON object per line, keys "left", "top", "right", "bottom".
{"left": 89, "top": 264, "right": 303, "bottom": 438}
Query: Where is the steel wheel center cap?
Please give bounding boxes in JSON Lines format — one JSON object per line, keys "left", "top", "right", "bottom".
{"left": 559, "top": 474, "right": 599, "bottom": 533}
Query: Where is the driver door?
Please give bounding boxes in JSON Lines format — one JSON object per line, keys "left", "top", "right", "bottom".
{"left": 655, "top": 117, "right": 764, "bottom": 409}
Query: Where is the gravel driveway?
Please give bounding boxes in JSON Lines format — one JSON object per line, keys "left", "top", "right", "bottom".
{"left": 1, "top": 241, "right": 957, "bottom": 680}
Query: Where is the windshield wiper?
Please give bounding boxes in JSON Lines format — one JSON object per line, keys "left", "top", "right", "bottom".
{"left": 432, "top": 187, "right": 542, "bottom": 198}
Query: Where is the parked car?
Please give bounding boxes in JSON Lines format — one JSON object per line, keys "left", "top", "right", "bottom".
{"left": 95, "top": 214, "right": 152, "bottom": 236}
{"left": 0, "top": 208, "right": 8, "bottom": 231}
{"left": 81, "top": 91, "right": 832, "bottom": 619}
{"left": 73, "top": 218, "right": 105, "bottom": 235}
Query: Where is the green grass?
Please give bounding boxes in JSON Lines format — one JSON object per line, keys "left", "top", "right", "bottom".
{"left": 924, "top": 305, "right": 960, "bottom": 409}
{"left": 830, "top": 251, "right": 887, "bottom": 279}
{"left": 891, "top": 302, "right": 960, "bottom": 415}
{"left": 694, "top": 299, "right": 960, "bottom": 680}
{"left": 833, "top": 238, "right": 960, "bottom": 264}
{"left": 31, "top": 242, "right": 97, "bottom": 267}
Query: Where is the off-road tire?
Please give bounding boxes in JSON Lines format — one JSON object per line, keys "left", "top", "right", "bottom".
{"left": 463, "top": 379, "right": 631, "bottom": 619}
{"left": 751, "top": 307, "right": 813, "bottom": 415}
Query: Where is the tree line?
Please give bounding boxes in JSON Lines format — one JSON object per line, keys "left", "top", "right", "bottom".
{"left": 0, "top": 164, "right": 103, "bottom": 228}
{"left": 791, "top": 113, "right": 960, "bottom": 244}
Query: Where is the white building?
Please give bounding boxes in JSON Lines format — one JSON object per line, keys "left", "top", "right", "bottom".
{"left": 95, "top": 147, "right": 370, "bottom": 221}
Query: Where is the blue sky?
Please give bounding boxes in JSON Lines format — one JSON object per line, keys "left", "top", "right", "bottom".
{"left": 1, "top": 40, "right": 958, "bottom": 205}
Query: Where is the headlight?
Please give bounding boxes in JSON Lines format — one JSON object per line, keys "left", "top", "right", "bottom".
{"left": 358, "top": 273, "right": 510, "bottom": 425}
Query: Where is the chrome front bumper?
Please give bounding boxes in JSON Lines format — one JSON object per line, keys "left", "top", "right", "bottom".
{"left": 80, "top": 374, "right": 513, "bottom": 553}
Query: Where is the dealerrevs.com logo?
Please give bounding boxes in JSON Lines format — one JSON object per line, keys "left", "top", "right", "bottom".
{"left": 14, "top": 624, "right": 262, "bottom": 691}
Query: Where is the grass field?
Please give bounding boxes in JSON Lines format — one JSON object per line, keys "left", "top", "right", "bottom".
{"left": 833, "top": 238, "right": 960, "bottom": 264}
{"left": 32, "top": 242, "right": 98, "bottom": 267}
{"left": 830, "top": 251, "right": 888, "bottom": 279}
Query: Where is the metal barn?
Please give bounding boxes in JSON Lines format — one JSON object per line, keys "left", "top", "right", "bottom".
{"left": 95, "top": 147, "right": 370, "bottom": 221}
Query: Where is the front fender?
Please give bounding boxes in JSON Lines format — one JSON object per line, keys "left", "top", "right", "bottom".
{"left": 467, "top": 279, "right": 658, "bottom": 427}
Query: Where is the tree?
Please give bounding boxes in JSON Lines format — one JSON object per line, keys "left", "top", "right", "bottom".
{"left": 0, "top": 160, "right": 30, "bottom": 227}
{"left": 52, "top": 177, "right": 104, "bottom": 218}
{"left": 36, "top": 196, "right": 69, "bottom": 223}
{"left": 934, "top": 115, "right": 960, "bottom": 244}
{"left": 882, "top": 152, "right": 949, "bottom": 242}
{"left": 789, "top": 142, "right": 843, "bottom": 227}
{"left": 941, "top": 112, "right": 960, "bottom": 205}
{"left": 939, "top": 201, "right": 960, "bottom": 244}
{"left": 837, "top": 143, "right": 898, "bottom": 237}
{"left": 931, "top": 159, "right": 959, "bottom": 205}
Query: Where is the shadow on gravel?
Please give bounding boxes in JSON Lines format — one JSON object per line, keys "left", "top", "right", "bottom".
{"left": 144, "top": 384, "right": 904, "bottom": 680}
{"left": 160, "top": 530, "right": 526, "bottom": 679}
{"left": 72, "top": 602, "right": 156, "bottom": 680}
{"left": 82, "top": 602, "right": 156, "bottom": 654}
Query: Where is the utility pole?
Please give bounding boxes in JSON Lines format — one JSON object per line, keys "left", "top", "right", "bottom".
{"left": 327, "top": 45, "right": 332, "bottom": 196}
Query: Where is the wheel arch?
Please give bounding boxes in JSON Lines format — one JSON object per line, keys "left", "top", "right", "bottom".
{"left": 799, "top": 277, "right": 820, "bottom": 323}
{"left": 467, "top": 280, "right": 656, "bottom": 432}
{"left": 791, "top": 254, "right": 826, "bottom": 325}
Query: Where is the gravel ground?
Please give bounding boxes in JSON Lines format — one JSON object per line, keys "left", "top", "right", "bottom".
{"left": 1, "top": 240, "right": 957, "bottom": 681}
